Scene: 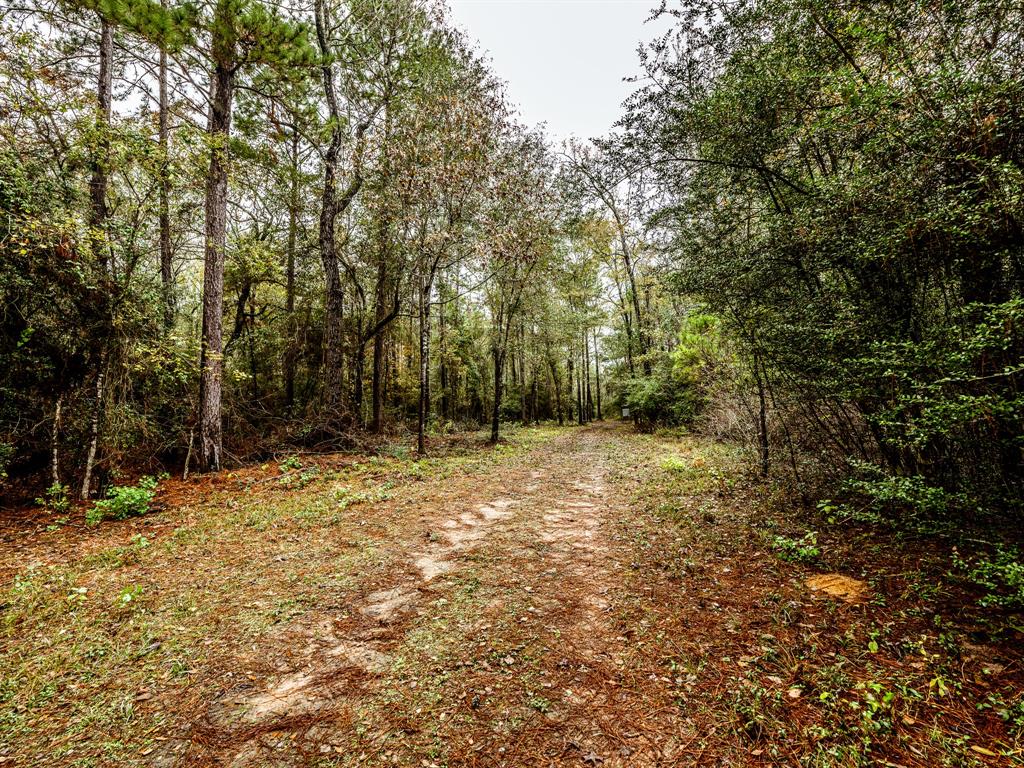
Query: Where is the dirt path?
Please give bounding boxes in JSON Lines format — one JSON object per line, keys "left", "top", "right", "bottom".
{"left": 5, "top": 423, "right": 1021, "bottom": 767}
{"left": 185, "top": 423, "right": 660, "bottom": 767}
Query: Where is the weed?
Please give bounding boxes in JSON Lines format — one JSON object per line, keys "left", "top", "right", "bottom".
{"left": 87, "top": 476, "right": 159, "bottom": 525}
{"left": 527, "top": 694, "right": 552, "bottom": 713}
{"left": 82, "top": 534, "right": 151, "bottom": 569}
{"left": 278, "top": 455, "right": 302, "bottom": 472}
{"left": 729, "top": 683, "right": 783, "bottom": 741}
{"left": 384, "top": 444, "right": 411, "bottom": 461}
{"left": 279, "top": 465, "right": 320, "bottom": 489}
{"left": 979, "top": 690, "right": 1024, "bottom": 737}
{"left": 115, "top": 584, "right": 145, "bottom": 608}
{"left": 772, "top": 532, "right": 820, "bottom": 564}
{"left": 36, "top": 482, "right": 71, "bottom": 514}
{"left": 851, "top": 680, "right": 895, "bottom": 734}
{"left": 952, "top": 545, "right": 1024, "bottom": 609}
{"left": 660, "top": 455, "right": 689, "bottom": 473}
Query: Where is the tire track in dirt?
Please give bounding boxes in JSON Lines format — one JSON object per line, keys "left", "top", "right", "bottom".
{"left": 162, "top": 424, "right": 642, "bottom": 767}
{"left": 485, "top": 426, "right": 674, "bottom": 767}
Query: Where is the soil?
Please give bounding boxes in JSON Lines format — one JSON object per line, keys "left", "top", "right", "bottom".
{"left": 1, "top": 423, "right": 1021, "bottom": 767}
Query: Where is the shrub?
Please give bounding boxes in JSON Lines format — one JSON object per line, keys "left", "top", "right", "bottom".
{"left": 622, "top": 314, "right": 722, "bottom": 431}
{"left": 0, "top": 441, "right": 13, "bottom": 481}
{"left": 278, "top": 455, "right": 302, "bottom": 472}
{"left": 35, "top": 482, "right": 70, "bottom": 514}
{"left": 836, "top": 460, "right": 963, "bottom": 527}
{"left": 952, "top": 545, "right": 1024, "bottom": 610}
{"left": 87, "top": 476, "right": 159, "bottom": 526}
{"left": 772, "top": 532, "right": 820, "bottom": 564}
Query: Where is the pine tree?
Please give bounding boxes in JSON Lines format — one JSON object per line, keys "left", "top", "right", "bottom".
{"left": 196, "top": 0, "right": 314, "bottom": 472}
{"left": 70, "top": 0, "right": 195, "bottom": 497}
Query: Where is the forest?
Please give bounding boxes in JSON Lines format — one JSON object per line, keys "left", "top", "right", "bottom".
{"left": 1, "top": 0, "right": 1023, "bottom": 766}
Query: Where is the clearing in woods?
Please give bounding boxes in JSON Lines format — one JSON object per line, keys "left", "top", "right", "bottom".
{"left": 1, "top": 423, "right": 1020, "bottom": 767}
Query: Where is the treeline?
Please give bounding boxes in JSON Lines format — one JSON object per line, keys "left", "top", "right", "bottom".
{"left": 6, "top": 0, "right": 1022, "bottom": 532}
{"left": 598, "top": 0, "right": 1024, "bottom": 524}
{"left": 0, "top": 0, "right": 616, "bottom": 499}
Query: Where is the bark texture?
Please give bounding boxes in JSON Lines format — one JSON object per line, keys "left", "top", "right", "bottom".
{"left": 198, "top": 54, "right": 234, "bottom": 472}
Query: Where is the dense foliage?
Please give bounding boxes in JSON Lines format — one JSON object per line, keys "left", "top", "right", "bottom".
{"left": 0, "top": 0, "right": 611, "bottom": 497}
{"left": 613, "top": 0, "right": 1024, "bottom": 522}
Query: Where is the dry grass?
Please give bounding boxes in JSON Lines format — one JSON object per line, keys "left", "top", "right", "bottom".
{"left": 1, "top": 423, "right": 1021, "bottom": 767}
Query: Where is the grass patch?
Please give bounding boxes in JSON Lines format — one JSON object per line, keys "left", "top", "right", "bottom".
{"left": 0, "top": 426, "right": 554, "bottom": 765}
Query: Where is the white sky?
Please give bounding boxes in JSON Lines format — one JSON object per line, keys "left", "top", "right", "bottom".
{"left": 447, "top": 0, "right": 670, "bottom": 142}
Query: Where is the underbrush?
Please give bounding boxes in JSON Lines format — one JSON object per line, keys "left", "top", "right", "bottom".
{"left": 810, "top": 454, "right": 1024, "bottom": 613}
{"left": 86, "top": 475, "right": 162, "bottom": 525}
{"left": 630, "top": 431, "right": 1024, "bottom": 766}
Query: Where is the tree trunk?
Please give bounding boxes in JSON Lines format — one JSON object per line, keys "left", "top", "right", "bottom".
{"left": 567, "top": 356, "right": 575, "bottom": 424}
{"left": 197, "top": 53, "right": 233, "bottom": 472}
{"left": 369, "top": 217, "right": 398, "bottom": 433}
{"left": 80, "top": 355, "right": 106, "bottom": 499}
{"left": 449, "top": 271, "right": 462, "bottom": 421}
{"left": 82, "top": 16, "right": 113, "bottom": 495}
{"left": 417, "top": 282, "right": 431, "bottom": 454}
{"left": 615, "top": 223, "right": 649, "bottom": 375}
{"left": 549, "top": 359, "right": 563, "bottom": 426}
{"left": 371, "top": 329, "right": 385, "bottom": 432}
{"left": 158, "top": 4, "right": 174, "bottom": 329}
{"left": 530, "top": 371, "right": 538, "bottom": 425}
{"left": 611, "top": 255, "right": 635, "bottom": 377}
{"left": 89, "top": 15, "right": 113, "bottom": 270}
{"left": 576, "top": 351, "right": 584, "bottom": 426}
{"left": 584, "top": 329, "right": 593, "bottom": 422}
{"left": 353, "top": 334, "right": 366, "bottom": 425}
{"left": 754, "top": 354, "right": 770, "bottom": 479}
{"left": 283, "top": 130, "right": 299, "bottom": 411}
{"left": 368, "top": 264, "right": 392, "bottom": 435}
{"left": 519, "top": 325, "right": 528, "bottom": 425}
{"left": 314, "top": 0, "right": 356, "bottom": 415}
{"left": 319, "top": 139, "right": 344, "bottom": 411}
{"left": 248, "top": 294, "right": 258, "bottom": 403}
{"left": 439, "top": 288, "right": 449, "bottom": 421}
{"left": 51, "top": 396, "right": 62, "bottom": 488}
{"left": 490, "top": 347, "right": 503, "bottom": 443}
{"left": 593, "top": 329, "right": 602, "bottom": 420}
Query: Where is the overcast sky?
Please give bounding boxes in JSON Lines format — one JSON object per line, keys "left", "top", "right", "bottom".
{"left": 447, "top": 0, "right": 670, "bottom": 142}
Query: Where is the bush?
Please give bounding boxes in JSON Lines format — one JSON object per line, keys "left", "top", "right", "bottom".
{"left": 835, "top": 460, "right": 963, "bottom": 528}
{"left": 622, "top": 314, "right": 724, "bottom": 431}
{"left": 87, "top": 476, "right": 159, "bottom": 526}
{"left": 624, "top": 373, "right": 692, "bottom": 431}
{"left": 772, "top": 532, "right": 820, "bottom": 564}
{"left": 35, "top": 482, "right": 70, "bottom": 514}
{"left": 278, "top": 455, "right": 302, "bottom": 472}
{"left": 952, "top": 545, "right": 1024, "bottom": 610}
{"left": 0, "top": 441, "right": 13, "bottom": 481}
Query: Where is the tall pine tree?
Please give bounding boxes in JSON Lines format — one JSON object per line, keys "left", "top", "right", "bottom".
{"left": 197, "top": 0, "right": 313, "bottom": 471}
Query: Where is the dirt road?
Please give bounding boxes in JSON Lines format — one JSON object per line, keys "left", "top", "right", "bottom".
{"left": 4, "top": 423, "right": 1020, "bottom": 767}
{"left": 189, "top": 422, "right": 680, "bottom": 767}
